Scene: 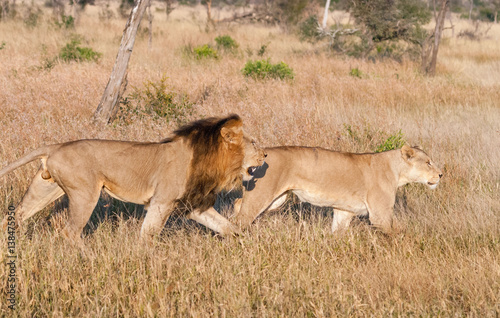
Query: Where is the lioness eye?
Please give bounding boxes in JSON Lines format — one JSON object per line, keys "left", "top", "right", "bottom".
{"left": 427, "top": 161, "right": 432, "bottom": 167}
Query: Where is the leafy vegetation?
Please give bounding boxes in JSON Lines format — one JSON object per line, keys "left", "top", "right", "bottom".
{"left": 54, "top": 15, "right": 75, "bottom": 29}
{"left": 375, "top": 130, "right": 406, "bottom": 153}
{"left": 119, "top": 76, "right": 194, "bottom": 124}
{"left": 298, "top": 15, "right": 322, "bottom": 43}
{"left": 348, "top": 0, "right": 431, "bottom": 59}
{"left": 349, "top": 67, "right": 363, "bottom": 78}
{"left": 242, "top": 59, "right": 294, "bottom": 80}
{"left": 193, "top": 44, "right": 219, "bottom": 59}
{"left": 59, "top": 39, "right": 101, "bottom": 63}
{"left": 215, "top": 35, "right": 239, "bottom": 52}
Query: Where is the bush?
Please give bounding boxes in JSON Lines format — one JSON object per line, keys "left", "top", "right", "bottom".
{"left": 24, "top": 7, "right": 42, "bottom": 28}
{"left": 118, "top": 76, "right": 194, "bottom": 124}
{"left": 299, "top": 15, "right": 322, "bottom": 43}
{"left": 59, "top": 39, "right": 101, "bottom": 62}
{"left": 193, "top": 44, "right": 218, "bottom": 59}
{"left": 242, "top": 59, "right": 294, "bottom": 80}
{"left": 375, "top": 130, "right": 406, "bottom": 153}
{"left": 215, "top": 35, "right": 239, "bottom": 52}
{"left": 349, "top": 67, "right": 362, "bottom": 78}
{"left": 55, "top": 14, "right": 75, "bottom": 29}
{"left": 349, "top": 0, "right": 431, "bottom": 59}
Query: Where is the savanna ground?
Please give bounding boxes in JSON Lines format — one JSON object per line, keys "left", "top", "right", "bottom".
{"left": 0, "top": 2, "right": 499, "bottom": 316}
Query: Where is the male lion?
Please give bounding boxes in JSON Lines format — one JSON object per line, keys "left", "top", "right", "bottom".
{"left": 231, "top": 145, "right": 442, "bottom": 233}
{"left": 0, "top": 115, "right": 266, "bottom": 245}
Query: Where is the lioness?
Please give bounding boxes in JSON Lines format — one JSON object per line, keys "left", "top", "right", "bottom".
{"left": 0, "top": 115, "right": 266, "bottom": 245}
{"left": 231, "top": 145, "right": 442, "bottom": 233}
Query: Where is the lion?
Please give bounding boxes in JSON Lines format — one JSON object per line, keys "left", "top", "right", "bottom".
{"left": 231, "top": 145, "right": 442, "bottom": 233}
{"left": 0, "top": 114, "right": 266, "bottom": 245}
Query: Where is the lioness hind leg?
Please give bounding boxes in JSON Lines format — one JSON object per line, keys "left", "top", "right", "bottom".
{"left": 331, "top": 209, "right": 355, "bottom": 233}
{"left": 187, "top": 207, "right": 242, "bottom": 236}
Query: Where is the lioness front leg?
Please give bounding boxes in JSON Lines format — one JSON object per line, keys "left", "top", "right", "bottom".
{"left": 331, "top": 209, "right": 355, "bottom": 233}
{"left": 364, "top": 188, "right": 397, "bottom": 233}
{"left": 187, "top": 207, "right": 242, "bottom": 236}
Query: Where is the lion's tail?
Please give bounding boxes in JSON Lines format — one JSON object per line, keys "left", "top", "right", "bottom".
{"left": 0, "top": 144, "right": 60, "bottom": 178}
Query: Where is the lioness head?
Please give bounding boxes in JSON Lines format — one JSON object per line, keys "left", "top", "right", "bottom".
{"left": 401, "top": 145, "right": 443, "bottom": 189}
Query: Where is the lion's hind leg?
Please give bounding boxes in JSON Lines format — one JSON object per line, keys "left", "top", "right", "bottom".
{"left": 2, "top": 169, "right": 65, "bottom": 230}
{"left": 61, "top": 187, "right": 102, "bottom": 247}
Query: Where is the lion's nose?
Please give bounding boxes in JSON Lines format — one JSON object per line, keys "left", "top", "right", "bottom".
{"left": 439, "top": 173, "right": 443, "bottom": 178}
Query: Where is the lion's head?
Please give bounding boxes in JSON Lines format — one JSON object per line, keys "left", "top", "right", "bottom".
{"left": 401, "top": 145, "right": 443, "bottom": 189}
{"left": 241, "top": 133, "right": 266, "bottom": 181}
{"left": 166, "top": 114, "right": 265, "bottom": 212}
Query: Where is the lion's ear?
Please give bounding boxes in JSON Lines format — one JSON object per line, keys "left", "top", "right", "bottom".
{"left": 221, "top": 123, "right": 242, "bottom": 144}
{"left": 401, "top": 145, "right": 415, "bottom": 161}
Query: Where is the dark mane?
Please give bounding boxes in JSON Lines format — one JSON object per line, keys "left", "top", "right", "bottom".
{"left": 165, "top": 114, "right": 244, "bottom": 214}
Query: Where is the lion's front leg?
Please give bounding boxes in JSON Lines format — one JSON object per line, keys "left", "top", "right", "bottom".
{"left": 140, "top": 201, "right": 176, "bottom": 240}
{"left": 331, "top": 209, "right": 355, "bottom": 233}
{"left": 187, "top": 207, "right": 242, "bottom": 236}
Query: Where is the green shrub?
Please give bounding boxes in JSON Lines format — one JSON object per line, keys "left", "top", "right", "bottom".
{"left": 118, "top": 76, "right": 194, "bottom": 124}
{"left": 215, "top": 35, "right": 239, "bottom": 52}
{"left": 299, "top": 15, "right": 322, "bottom": 43}
{"left": 193, "top": 44, "right": 218, "bottom": 59}
{"left": 59, "top": 39, "right": 101, "bottom": 62}
{"left": 375, "top": 130, "right": 406, "bottom": 153}
{"left": 24, "top": 8, "right": 42, "bottom": 28}
{"left": 242, "top": 59, "right": 294, "bottom": 80}
{"left": 257, "top": 43, "right": 269, "bottom": 57}
{"left": 349, "top": 67, "right": 362, "bottom": 78}
{"left": 0, "top": 41, "right": 5, "bottom": 50}
{"left": 55, "top": 14, "right": 75, "bottom": 29}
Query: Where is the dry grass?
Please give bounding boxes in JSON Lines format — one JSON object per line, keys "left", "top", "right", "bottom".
{"left": 0, "top": 3, "right": 499, "bottom": 316}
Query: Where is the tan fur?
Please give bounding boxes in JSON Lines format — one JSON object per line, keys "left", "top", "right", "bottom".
{"left": 0, "top": 115, "right": 266, "bottom": 246}
{"left": 231, "top": 145, "right": 442, "bottom": 233}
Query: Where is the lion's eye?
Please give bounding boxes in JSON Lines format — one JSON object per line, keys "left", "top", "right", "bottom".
{"left": 427, "top": 161, "right": 432, "bottom": 167}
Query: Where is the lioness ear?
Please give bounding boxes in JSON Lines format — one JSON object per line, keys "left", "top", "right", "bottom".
{"left": 401, "top": 145, "right": 415, "bottom": 161}
{"left": 221, "top": 120, "right": 243, "bottom": 144}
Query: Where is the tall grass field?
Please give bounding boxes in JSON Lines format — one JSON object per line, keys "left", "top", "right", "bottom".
{"left": 0, "top": 2, "right": 499, "bottom": 316}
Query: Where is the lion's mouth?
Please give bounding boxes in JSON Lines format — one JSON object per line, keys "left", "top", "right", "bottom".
{"left": 427, "top": 181, "right": 439, "bottom": 189}
{"left": 247, "top": 167, "right": 258, "bottom": 176}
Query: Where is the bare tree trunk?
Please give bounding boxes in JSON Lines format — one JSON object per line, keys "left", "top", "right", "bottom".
{"left": 165, "top": 0, "right": 173, "bottom": 20}
{"left": 322, "top": 0, "right": 331, "bottom": 29}
{"left": 421, "top": 0, "right": 449, "bottom": 76}
{"left": 469, "top": 0, "right": 473, "bottom": 20}
{"left": 93, "top": 0, "right": 149, "bottom": 123}
{"left": 205, "top": 0, "right": 214, "bottom": 30}
{"left": 147, "top": 0, "right": 153, "bottom": 51}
